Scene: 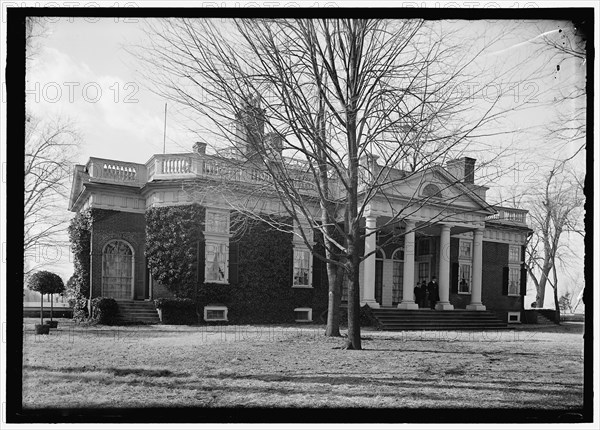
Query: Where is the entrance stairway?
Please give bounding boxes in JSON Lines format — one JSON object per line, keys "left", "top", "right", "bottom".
{"left": 370, "top": 308, "right": 508, "bottom": 331}
{"left": 114, "top": 300, "right": 160, "bottom": 324}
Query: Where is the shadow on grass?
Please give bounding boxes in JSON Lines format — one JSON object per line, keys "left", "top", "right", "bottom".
{"left": 24, "top": 363, "right": 582, "bottom": 402}
{"left": 24, "top": 364, "right": 190, "bottom": 378}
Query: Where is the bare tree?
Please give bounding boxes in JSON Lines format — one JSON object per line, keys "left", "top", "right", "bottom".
{"left": 136, "top": 18, "right": 534, "bottom": 349}
{"left": 24, "top": 17, "right": 80, "bottom": 276}
{"left": 24, "top": 116, "right": 79, "bottom": 274}
{"left": 525, "top": 161, "right": 584, "bottom": 321}
{"left": 535, "top": 20, "right": 587, "bottom": 161}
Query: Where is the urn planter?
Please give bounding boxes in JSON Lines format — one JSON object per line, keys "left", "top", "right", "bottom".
{"left": 35, "top": 324, "right": 50, "bottom": 335}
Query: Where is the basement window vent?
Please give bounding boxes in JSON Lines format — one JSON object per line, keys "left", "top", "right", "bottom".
{"left": 294, "top": 308, "right": 312, "bottom": 323}
{"left": 507, "top": 312, "right": 521, "bottom": 324}
{"left": 204, "top": 306, "right": 228, "bottom": 322}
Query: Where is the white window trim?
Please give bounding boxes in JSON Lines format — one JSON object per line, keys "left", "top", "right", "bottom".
{"left": 457, "top": 262, "right": 472, "bottom": 295}
{"left": 458, "top": 238, "right": 473, "bottom": 261}
{"left": 204, "top": 305, "right": 228, "bottom": 322}
{"left": 204, "top": 239, "right": 230, "bottom": 284}
{"left": 508, "top": 245, "right": 521, "bottom": 265}
{"left": 203, "top": 208, "right": 231, "bottom": 285}
{"left": 292, "top": 246, "right": 313, "bottom": 289}
{"left": 507, "top": 264, "right": 521, "bottom": 296}
{"left": 294, "top": 307, "right": 312, "bottom": 322}
{"left": 507, "top": 311, "right": 521, "bottom": 324}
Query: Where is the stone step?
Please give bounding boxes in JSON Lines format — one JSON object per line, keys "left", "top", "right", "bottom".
{"left": 370, "top": 308, "right": 507, "bottom": 331}
{"left": 115, "top": 300, "right": 160, "bottom": 324}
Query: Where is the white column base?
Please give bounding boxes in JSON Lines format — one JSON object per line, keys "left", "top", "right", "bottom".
{"left": 466, "top": 303, "right": 487, "bottom": 311}
{"left": 397, "top": 301, "right": 419, "bottom": 310}
{"left": 360, "top": 300, "right": 380, "bottom": 308}
{"left": 435, "top": 302, "right": 454, "bottom": 311}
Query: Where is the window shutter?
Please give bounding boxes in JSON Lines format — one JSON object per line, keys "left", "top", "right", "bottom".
{"left": 502, "top": 267, "right": 509, "bottom": 295}
{"left": 312, "top": 254, "right": 322, "bottom": 288}
{"left": 451, "top": 263, "right": 459, "bottom": 293}
{"left": 520, "top": 266, "right": 527, "bottom": 296}
{"left": 198, "top": 240, "right": 205, "bottom": 284}
{"left": 228, "top": 241, "right": 239, "bottom": 285}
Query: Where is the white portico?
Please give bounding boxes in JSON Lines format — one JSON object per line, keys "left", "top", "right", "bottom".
{"left": 358, "top": 158, "right": 498, "bottom": 311}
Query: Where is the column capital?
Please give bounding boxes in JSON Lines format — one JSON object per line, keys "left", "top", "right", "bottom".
{"left": 404, "top": 219, "right": 416, "bottom": 229}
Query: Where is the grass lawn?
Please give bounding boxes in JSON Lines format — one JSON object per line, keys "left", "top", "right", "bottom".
{"left": 21, "top": 318, "right": 585, "bottom": 412}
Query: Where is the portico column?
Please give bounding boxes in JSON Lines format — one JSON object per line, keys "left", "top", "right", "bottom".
{"left": 362, "top": 214, "right": 379, "bottom": 308}
{"left": 467, "top": 228, "right": 486, "bottom": 310}
{"left": 398, "top": 219, "right": 418, "bottom": 309}
{"left": 436, "top": 224, "right": 454, "bottom": 310}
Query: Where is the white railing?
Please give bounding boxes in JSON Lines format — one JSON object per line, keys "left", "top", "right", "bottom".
{"left": 87, "top": 157, "right": 146, "bottom": 185}
{"left": 487, "top": 206, "right": 528, "bottom": 225}
{"left": 162, "top": 156, "right": 192, "bottom": 174}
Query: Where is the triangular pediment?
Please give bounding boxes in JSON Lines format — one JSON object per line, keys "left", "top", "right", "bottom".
{"left": 370, "top": 165, "right": 494, "bottom": 214}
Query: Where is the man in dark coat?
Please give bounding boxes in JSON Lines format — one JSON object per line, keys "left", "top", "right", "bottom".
{"left": 414, "top": 282, "right": 423, "bottom": 308}
{"left": 428, "top": 277, "right": 439, "bottom": 310}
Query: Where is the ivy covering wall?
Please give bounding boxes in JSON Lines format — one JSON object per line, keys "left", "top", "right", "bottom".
{"left": 67, "top": 208, "right": 114, "bottom": 320}
{"left": 145, "top": 204, "right": 205, "bottom": 299}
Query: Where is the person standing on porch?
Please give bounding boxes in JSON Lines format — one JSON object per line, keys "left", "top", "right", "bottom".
{"left": 414, "top": 282, "right": 423, "bottom": 308}
{"left": 428, "top": 277, "right": 439, "bottom": 310}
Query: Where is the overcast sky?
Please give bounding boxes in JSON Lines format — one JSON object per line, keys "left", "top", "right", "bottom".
{"left": 21, "top": 14, "right": 588, "bottom": 307}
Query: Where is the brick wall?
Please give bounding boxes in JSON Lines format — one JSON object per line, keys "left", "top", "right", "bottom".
{"left": 90, "top": 210, "right": 147, "bottom": 299}
{"left": 449, "top": 238, "right": 524, "bottom": 312}
{"left": 481, "top": 241, "right": 523, "bottom": 312}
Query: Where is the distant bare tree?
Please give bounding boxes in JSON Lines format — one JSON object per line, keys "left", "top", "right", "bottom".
{"left": 24, "top": 117, "right": 79, "bottom": 274}
{"left": 525, "top": 161, "right": 584, "bottom": 322}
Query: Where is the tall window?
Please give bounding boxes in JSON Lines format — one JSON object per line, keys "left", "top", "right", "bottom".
{"left": 293, "top": 248, "right": 311, "bottom": 287}
{"left": 392, "top": 248, "right": 404, "bottom": 303}
{"left": 458, "top": 263, "right": 471, "bottom": 293}
{"left": 102, "top": 240, "right": 133, "bottom": 299}
{"left": 292, "top": 221, "right": 313, "bottom": 288}
{"left": 205, "top": 242, "right": 228, "bottom": 282}
{"left": 508, "top": 245, "right": 521, "bottom": 264}
{"left": 206, "top": 211, "right": 229, "bottom": 234}
{"left": 459, "top": 239, "right": 472, "bottom": 260}
{"left": 204, "top": 208, "right": 230, "bottom": 284}
{"left": 458, "top": 239, "right": 473, "bottom": 294}
{"left": 508, "top": 245, "right": 521, "bottom": 295}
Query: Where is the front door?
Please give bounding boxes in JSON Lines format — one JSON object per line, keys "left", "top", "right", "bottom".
{"left": 102, "top": 240, "right": 134, "bottom": 299}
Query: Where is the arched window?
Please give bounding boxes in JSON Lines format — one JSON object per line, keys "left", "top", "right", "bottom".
{"left": 102, "top": 239, "right": 134, "bottom": 299}
{"left": 392, "top": 247, "right": 404, "bottom": 304}
{"left": 422, "top": 183, "right": 442, "bottom": 198}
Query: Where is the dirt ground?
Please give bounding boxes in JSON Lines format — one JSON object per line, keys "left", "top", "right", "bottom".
{"left": 20, "top": 318, "right": 585, "bottom": 415}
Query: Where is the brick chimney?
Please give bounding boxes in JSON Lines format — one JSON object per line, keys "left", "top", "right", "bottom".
{"left": 193, "top": 141, "right": 207, "bottom": 155}
{"left": 446, "top": 157, "right": 476, "bottom": 184}
{"left": 265, "top": 132, "right": 283, "bottom": 156}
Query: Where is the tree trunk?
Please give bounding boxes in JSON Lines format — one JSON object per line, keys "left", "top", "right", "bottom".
{"left": 325, "top": 263, "right": 342, "bottom": 337}
{"left": 40, "top": 293, "right": 44, "bottom": 325}
{"left": 536, "top": 262, "right": 552, "bottom": 308}
{"left": 50, "top": 293, "right": 54, "bottom": 322}
{"left": 552, "top": 265, "right": 561, "bottom": 325}
{"left": 344, "top": 252, "right": 362, "bottom": 350}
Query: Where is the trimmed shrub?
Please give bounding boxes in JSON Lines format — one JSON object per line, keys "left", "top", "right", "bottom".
{"left": 154, "top": 298, "right": 197, "bottom": 325}
{"left": 27, "top": 271, "right": 66, "bottom": 325}
{"left": 90, "top": 297, "right": 119, "bottom": 325}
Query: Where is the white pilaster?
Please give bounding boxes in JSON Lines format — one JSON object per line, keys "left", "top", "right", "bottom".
{"left": 436, "top": 223, "right": 454, "bottom": 310}
{"left": 362, "top": 214, "right": 379, "bottom": 308}
{"left": 467, "top": 228, "right": 486, "bottom": 311}
{"left": 398, "top": 219, "right": 418, "bottom": 309}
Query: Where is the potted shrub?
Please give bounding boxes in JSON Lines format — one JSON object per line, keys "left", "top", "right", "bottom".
{"left": 27, "top": 271, "right": 65, "bottom": 334}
